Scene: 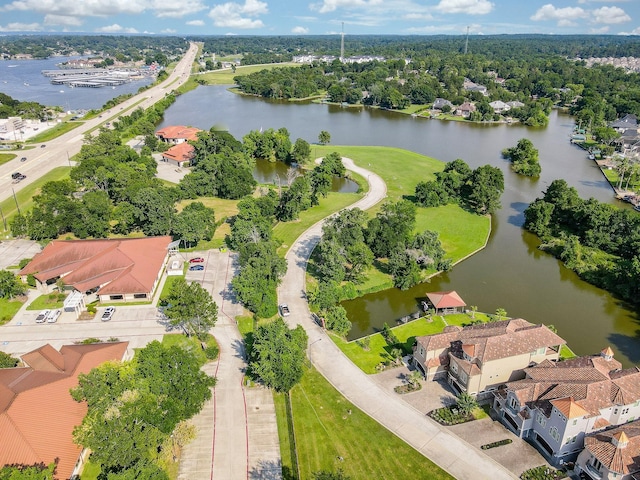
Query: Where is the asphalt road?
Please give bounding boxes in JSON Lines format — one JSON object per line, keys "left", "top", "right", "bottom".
{"left": 0, "top": 42, "right": 199, "bottom": 204}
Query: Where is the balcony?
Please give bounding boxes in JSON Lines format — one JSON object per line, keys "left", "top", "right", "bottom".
{"left": 584, "top": 463, "right": 603, "bottom": 480}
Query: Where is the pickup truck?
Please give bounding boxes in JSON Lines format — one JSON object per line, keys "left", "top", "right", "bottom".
{"left": 279, "top": 304, "right": 290, "bottom": 317}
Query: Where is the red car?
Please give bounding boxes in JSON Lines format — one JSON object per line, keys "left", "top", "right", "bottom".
{"left": 189, "top": 257, "right": 204, "bottom": 263}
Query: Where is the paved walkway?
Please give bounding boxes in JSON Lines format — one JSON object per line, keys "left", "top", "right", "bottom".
{"left": 278, "top": 159, "right": 518, "bottom": 480}
{"left": 178, "top": 250, "right": 282, "bottom": 480}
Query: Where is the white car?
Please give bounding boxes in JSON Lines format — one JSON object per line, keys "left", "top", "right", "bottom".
{"left": 279, "top": 304, "right": 291, "bottom": 317}
{"left": 35, "top": 309, "right": 50, "bottom": 323}
{"left": 46, "top": 309, "right": 61, "bottom": 323}
{"left": 101, "top": 307, "right": 116, "bottom": 322}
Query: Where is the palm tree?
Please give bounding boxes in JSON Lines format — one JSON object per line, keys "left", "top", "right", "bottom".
{"left": 456, "top": 392, "right": 478, "bottom": 416}
{"left": 495, "top": 307, "right": 507, "bottom": 321}
{"left": 469, "top": 305, "right": 478, "bottom": 319}
{"left": 409, "top": 369, "right": 422, "bottom": 387}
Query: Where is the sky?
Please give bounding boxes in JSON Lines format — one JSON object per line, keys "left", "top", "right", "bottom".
{"left": 0, "top": 0, "right": 639, "bottom": 36}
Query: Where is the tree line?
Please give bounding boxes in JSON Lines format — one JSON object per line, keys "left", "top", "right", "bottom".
{"left": 524, "top": 179, "right": 640, "bottom": 303}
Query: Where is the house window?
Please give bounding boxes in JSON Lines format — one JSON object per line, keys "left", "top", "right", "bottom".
{"left": 622, "top": 408, "right": 629, "bottom": 414}
{"left": 419, "top": 347, "right": 425, "bottom": 356}
{"left": 508, "top": 396, "right": 518, "bottom": 410}
{"left": 550, "top": 426, "right": 560, "bottom": 442}
{"left": 537, "top": 413, "right": 547, "bottom": 427}
{"left": 109, "top": 295, "right": 123, "bottom": 300}
{"left": 133, "top": 293, "right": 147, "bottom": 299}
{"left": 572, "top": 419, "right": 577, "bottom": 425}
{"left": 451, "top": 362, "right": 458, "bottom": 373}
{"left": 591, "top": 458, "right": 602, "bottom": 471}
{"left": 614, "top": 408, "right": 619, "bottom": 414}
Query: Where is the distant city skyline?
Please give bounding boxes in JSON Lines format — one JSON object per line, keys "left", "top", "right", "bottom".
{"left": 0, "top": 0, "right": 639, "bottom": 37}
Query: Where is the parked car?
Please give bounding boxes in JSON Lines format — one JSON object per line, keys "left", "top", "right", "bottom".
{"left": 35, "top": 309, "right": 50, "bottom": 323}
{"left": 189, "top": 264, "right": 204, "bottom": 271}
{"left": 189, "top": 257, "right": 205, "bottom": 263}
{"left": 101, "top": 306, "right": 116, "bottom": 322}
{"left": 40, "top": 144, "right": 46, "bottom": 148}
{"left": 279, "top": 304, "right": 291, "bottom": 317}
{"left": 46, "top": 309, "right": 61, "bottom": 323}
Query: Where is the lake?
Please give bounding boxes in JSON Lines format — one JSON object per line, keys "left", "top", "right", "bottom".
{"left": 158, "top": 85, "right": 640, "bottom": 367}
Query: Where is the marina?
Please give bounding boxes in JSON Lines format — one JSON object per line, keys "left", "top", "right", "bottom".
{"left": 41, "top": 68, "right": 144, "bottom": 88}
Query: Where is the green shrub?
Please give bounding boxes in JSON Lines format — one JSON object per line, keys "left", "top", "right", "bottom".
{"left": 27, "top": 274, "right": 36, "bottom": 287}
{"left": 204, "top": 344, "right": 219, "bottom": 360}
{"left": 77, "top": 337, "right": 101, "bottom": 344}
{"left": 481, "top": 439, "right": 512, "bottom": 450}
{"left": 520, "top": 466, "right": 567, "bottom": 480}
{"left": 18, "top": 258, "right": 31, "bottom": 269}
{"left": 87, "top": 304, "right": 97, "bottom": 314}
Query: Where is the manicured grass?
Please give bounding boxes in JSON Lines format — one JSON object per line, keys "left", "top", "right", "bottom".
{"left": 287, "top": 367, "right": 454, "bottom": 480}
{"left": 159, "top": 274, "right": 185, "bottom": 301}
{"left": 197, "top": 63, "right": 300, "bottom": 85}
{"left": 560, "top": 344, "right": 577, "bottom": 360}
{"left": 26, "top": 292, "right": 66, "bottom": 311}
{"left": 333, "top": 313, "right": 492, "bottom": 374}
{"left": 80, "top": 459, "right": 101, "bottom": 480}
{"left": 0, "top": 153, "right": 16, "bottom": 166}
{"left": 27, "top": 122, "right": 82, "bottom": 143}
{"left": 0, "top": 297, "right": 25, "bottom": 325}
{"left": 0, "top": 166, "right": 72, "bottom": 236}
{"left": 161, "top": 333, "right": 218, "bottom": 366}
{"left": 274, "top": 192, "right": 362, "bottom": 256}
{"left": 273, "top": 392, "right": 297, "bottom": 479}
{"left": 236, "top": 315, "right": 255, "bottom": 337}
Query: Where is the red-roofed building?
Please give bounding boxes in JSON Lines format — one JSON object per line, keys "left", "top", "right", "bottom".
{"left": 426, "top": 290, "right": 466, "bottom": 314}
{"left": 155, "top": 125, "right": 201, "bottom": 144}
{"left": 493, "top": 348, "right": 640, "bottom": 467}
{"left": 19, "top": 236, "right": 172, "bottom": 303}
{"left": 0, "top": 342, "right": 129, "bottom": 479}
{"left": 577, "top": 421, "right": 640, "bottom": 480}
{"left": 161, "top": 142, "right": 194, "bottom": 167}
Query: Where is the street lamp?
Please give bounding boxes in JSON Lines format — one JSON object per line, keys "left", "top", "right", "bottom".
{"left": 307, "top": 337, "right": 322, "bottom": 362}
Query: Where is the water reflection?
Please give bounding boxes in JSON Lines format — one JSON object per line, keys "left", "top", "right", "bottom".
{"left": 253, "top": 158, "right": 359, "bottom": 193}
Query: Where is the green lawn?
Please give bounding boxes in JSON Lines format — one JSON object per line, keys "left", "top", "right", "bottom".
{"left": 197, "top": 63, "right": 300, "bottom": 85}
{"left": 159, "top": 274, "right": 185, "bottom": 301}
{"left": 0, "top": 166, "right": 72, "bottom": 236}
{"left": 282, "top": 367, "right": 454, "bottom": 480}
{"left": 162, "top": 333, "right": 218, "bottom": 367}
{"left": 0, "top": 153, "right": 16, "bottom": 166}
{"left": 274, "top": 192, "right": 363, "bottom": 256}
{"left": 27, "top": 122, "right": 82, "bottom": 143}
{"left": 236, "top": 315, "right": 255, "bottom": 337}
{"left": 26, "top": 292, "right": 66, "bottom": 311}
{"left": 0, "top": 297, "right": 25, "bottom": 325}
{"left": 80, "top": 459, "right": 101, "bottom": 480}
{"left": 332, "top": 312, "right": 492, "bottom": 374}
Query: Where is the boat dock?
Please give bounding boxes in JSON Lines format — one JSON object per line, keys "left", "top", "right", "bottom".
{"left": 41, "top": 68, "right": 141, "bottom": 88}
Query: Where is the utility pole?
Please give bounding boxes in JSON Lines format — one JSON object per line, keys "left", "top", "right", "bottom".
{"left": 12, "top": 188, "right": 20, "bottom": 215}
{"left": 340, "top": 22, "right": 345, "bottom": 62}
{"left": 464, "top": 26, "right": 470, "bottom": 54}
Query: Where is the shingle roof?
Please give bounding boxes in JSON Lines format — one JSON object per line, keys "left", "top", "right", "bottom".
{"left": 584, "top": 420, "right": 640, "bottom": 475}
{"left": 0, "top": 342, "right": 128, "bottom": 479}
{"left": 426, "top": 291, "right": 466, "bottom": 309}
{"left": 20, "top": 237, "right": 172, "bottom": 296}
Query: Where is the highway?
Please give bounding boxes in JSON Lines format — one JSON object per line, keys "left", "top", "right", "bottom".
{"left": 0, "top": 41, "right": 198, "bottom": 204}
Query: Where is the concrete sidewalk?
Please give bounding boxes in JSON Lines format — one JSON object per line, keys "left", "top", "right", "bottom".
{"left": 278, "top": 159, "right": 518, "bottom": 480}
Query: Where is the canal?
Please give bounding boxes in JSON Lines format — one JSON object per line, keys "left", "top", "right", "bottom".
{"left": 158, "top": 85, "right": 640, "bottom": 367}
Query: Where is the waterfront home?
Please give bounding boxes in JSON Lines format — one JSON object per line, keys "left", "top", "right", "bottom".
{"left": 455, "top": 102, "right": 476, "bottom": 118}
{"left": 507, "top": 100, "right": 525, "bottom": 109}
{"left": 426, "top": 291, "right": 466, "bottom": 315}
{"left": 489, "top": 100, "right": 511, "bottom": 114}
{"left": 492, "top": 348, "right": 640, "bottom": 467}
{"left": 575, "top": 420, "right": 640, "bottom": 480}
{"left": 463, "top": 78, "right": 488, "bottom": 96}
{"left": 610, "top": 114, "right": 638, "bottom": 133}
{"left": 155, "top": 125, "right": 201, "bottom": 144}
{"left": 161, "top": 142, "right": 194, "bottom": 167}
{"left": 432, "top": 98, "right": 454, "bottom": 111}
{"left": 412, "top": 318, "right": 565, "bottom": 399}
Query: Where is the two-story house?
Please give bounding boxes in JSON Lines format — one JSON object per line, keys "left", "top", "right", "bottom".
{"left": 493, "top": 348, "right": 640, "bottom": 467}
{"left": 412, "top": 319, "right": 566, "bottom": 399}
{"left": 575, "top": 420, "right": 640, "bottom": 480}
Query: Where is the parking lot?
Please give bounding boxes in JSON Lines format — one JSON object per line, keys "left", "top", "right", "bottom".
{"left": 0, "top": 239, "right": 42, "bottom": 270}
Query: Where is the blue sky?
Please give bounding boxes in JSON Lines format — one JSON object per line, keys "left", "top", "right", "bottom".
{"left": 0, "top": 0, "right": 639, "bottom": 36}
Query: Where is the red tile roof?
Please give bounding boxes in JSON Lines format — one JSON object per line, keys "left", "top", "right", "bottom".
{"left": 20, "top": 237, "right": 172, "bottom": 296}
{"left": 426, "top": 291, "right": 466, "bottom": 309}
{"left": 162, "top": 142, "right": 194, "bottom": 164}
{"left": 155, "top": 125, "right": 201, "bottom": 142}
{"left": 584, "top": 420, "right": 640, "bottom": 475}
{"left": 0, "top": 342, "right": 128, "bottom": 479}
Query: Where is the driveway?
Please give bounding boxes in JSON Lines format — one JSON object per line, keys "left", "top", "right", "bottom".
{"left": 278, "top": 158, "right": 519, "bottom": 480}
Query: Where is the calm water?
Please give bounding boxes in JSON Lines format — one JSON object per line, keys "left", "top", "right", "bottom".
{"left": 0, "top": 57, "right": 152, "bottom": 111}
{"left": 253, "top": 158, "right": 359, "bottom": 193}
{"left": 159, "top": 85, "right": 640, "bottom": 367}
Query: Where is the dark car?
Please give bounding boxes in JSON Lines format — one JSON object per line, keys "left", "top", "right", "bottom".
{"left": 11, "top": 172, "right": 21, "bottom": 179}
{"left": 189, "top": 265, "right": 204, "bottom": 271}
{"left": 189, "top": 257, "right": 205, "bottom": 263}
{"left": 20, "top": 157, "right": 27, "bottom": 162}
{"left": 40, "top": 144, "right": 46, "bottom": 148}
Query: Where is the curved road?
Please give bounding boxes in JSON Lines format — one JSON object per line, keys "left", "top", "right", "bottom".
{"left": 1, "top": 42, "right": 199, "bottom": 203}
{"left": 278, "top": 158, "right": 517, "bottom": 480}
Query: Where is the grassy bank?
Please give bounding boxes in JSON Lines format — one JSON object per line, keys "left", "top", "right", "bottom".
{"left": 27, "top": 122, "right": 82, "bottom": 143}
{"left": 0, "top": 166, "right": 72, "bottom": 236}
{"left": 277, "top": 367, "right": 454, "bottom": 480}
{"left": 0, "top": 297, "right": 25, "bottom": 325}
{"left": 333, "top": 312, "right": 491, "bottom": 374}
{"left": 0, "top": 153, "right": 16, "bottom": 167}
{"left": 196, "top": 63, "right": 300, "bottom": 85}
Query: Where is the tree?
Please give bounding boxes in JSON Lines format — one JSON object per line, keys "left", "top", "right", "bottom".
{"left": 164, "top": 278, "right": 218, "bottom": 339}
{"left": 172, "top": 202, "right": 216, "bottom": 247}
{"left": 455, "top": 391, "right": 478, "bottom": 416}
{"left": 465, "top": 165, "right": 504, "bottom": 215}
{"left": 388, "top": 250, "right": 421, "bottom": 290}
{"left": 324, "top": 305, "right": 352, "bottom": 337}
{"left": 524, "top": 199, "right": 555, "bottom": 237}
{"left": 248, "top": 317, "right": 308, "bottom": 392}
{"left": 0, "top": 351, "right": 19, "bottom": 368}
{"left": 0, "top": 462, "right": 56, "bottom": 479}
{"left": 318, "top": 130, "right": 331, "bottom": 145}
{"left": 502, "top": 138, "right": 541, "bottom": 177}
{"left": 366, "top": 200, "right": 416, "bottom": 258}
{"left": 469, "top": 305, "right": 478, "bottom": 319}
{"left": 291, "top": 138, "right": 311, "bottom": 164}
{"left": 0, "top": 270, "right": 26, "bottom": 299}
{"left": 494, "top": 308, "right": 507, "bottom": 321}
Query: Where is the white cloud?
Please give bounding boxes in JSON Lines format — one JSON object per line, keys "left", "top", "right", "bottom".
{"left": 591, "top": 6, "right": 631, "bottom": 24}
{"left": 1, "top": 0, "right": 205, "bottom": 19}
{"left": 0, "top": 22, "right": 42, "bottom": 31}
{"left": 161, "top": 28, "right": 177, "bottom": 33}
{"left": 310, "top": 0, "right": 383, "bottom": 14}
{"left": 530, "top": 4, "right": 588, "bottom": 26}
{"left": 589, "top": 26, "right": 610, "bottom": 33}
{"left": 208, "top": 0, "right": 268, "bottom": 29}
{"left": 292, "top": 26, "right": 309, "bottom": 34}
{"left": 578, "top": 0, "right": 630, "bottom": 3}
{"left": 403, "top": 13, "right": 434, "bottom": 21}
{"left": 44, "top": 14, "right": 83, "bottom": 26}
{"left": 434, "top": 0, "right": 493, "bottom": 15}
{"left": 95, "top": 23, "right": 139, "bottom": 33}
{"left": 186, "top": 20, "right": 205, "bottom": 26}
{"left": 617, "top": 27, "right": 640, "bottom": 35}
